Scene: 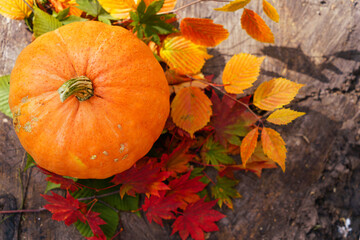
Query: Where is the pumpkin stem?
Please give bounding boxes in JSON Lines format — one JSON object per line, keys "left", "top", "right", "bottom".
{"left": 58, "top": 76, "right": 94, "bottom": 102}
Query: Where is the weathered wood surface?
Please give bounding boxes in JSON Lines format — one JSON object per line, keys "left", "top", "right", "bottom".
{"left": 1, "top": 0, "right": 359, "bottom": 239}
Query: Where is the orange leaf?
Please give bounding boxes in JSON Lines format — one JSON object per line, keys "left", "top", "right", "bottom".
{"left": 222, "top": 53, "right": 265, "bottom": 94}
{"left": 214, "top": 0, "right": 251, "bottom": 12}
{"left": 263, "top": 0, "right": 279, "bottom": 23}
{"left": 171, "top": 87, "right": 212, "bottom": 137}
{"left": 261, "top": 127, "right": 286, "bottom": 171}
{"left": 241, "top": 8, "right": 274, "bottom": 43}
{"left": 160, "top": 35, "right": 212, "bottom": 75}
{"left": 253, "top": 78, "right": 304, "bottom": 111}
{"left": 267, "top": 108, "right": 305, "bottom": 125}
{"left": 180, "top": 18, "right": 229, "bottom": 47}
{"left": 49, "top": 0, "right": 83, "bottom": 16}
{"left": 240, "top": 127, "right": 259, "bottom": 166}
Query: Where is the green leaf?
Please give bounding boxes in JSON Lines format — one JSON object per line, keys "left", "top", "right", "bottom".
{"left": 44, "top": 181, "right": 61, "bottom": 193}
{"left": 61, "top": 15, "right": 88, "bottom": 25}
{"left": 74, "top": 202, "right": 119, "bottom": 238}
{"left": 33, "top": 7, "right": 63, "bottom": 37}
{"left": 201, "top": 137, "right": 235, "bottom": 169}
{"left": 0, "top": 75, "right": 11, "bottom": 118}
{"left": 129, "top": 11, "right": 139, "bottom": 22}
{"left": 137, "top": 0, "right": 146, "bottom": 14}
{"left": 227, "top": 135, "right": 242, "bottom": 146}
{"left": 211, "top": 176, "right": 241, "bottom": 209}
{"left": 145, "top": 0, "right": 164, "bottom": 17}
{"left": 24, "top": 153, "right": 36, "bottom": 172}
{"left": 56, "top": 7, "right": 70, "bottom": 21}
{"left": 224, "top": 121, "right": 251, "bottom": 137}
{"left": 76, "top": 0, "right": 102, "bottom": 17}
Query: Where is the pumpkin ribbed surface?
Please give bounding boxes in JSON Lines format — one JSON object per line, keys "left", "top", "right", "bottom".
{"left": 9, "top": 21, "right": 170, "bottom": 179}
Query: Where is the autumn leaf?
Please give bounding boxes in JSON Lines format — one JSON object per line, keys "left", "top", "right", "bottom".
{"left": 214, "top": 0, "right": 250, "bottom": 12}
{"left": 253, "top": 78, "right": 304, "bottom": 111}
{"left": 99, "top": 0, "right": 176, "bottom": 19}
{"left": 241, "top": 8, "right": 274, "bottom": 43}
{"left": 160, "top": 141, "right": 195, "bottom": 175}
{"left": 111, "top": 158, "right": 171, "bottom": 198}
{"left": 263, "top": 0, "right": 279, "bottom": 23}
{"left": 180, "top": 18, "right": 229, "bottom": 47}
{"left": 171, "top": 198, "right": 225, "bottom": 240}
{"left": 240, "top": 127, "right": 259, "bottom": 166}
{"left": 142, "top": 191, "right": 182, "bottom": 226}
{"left": 167, "top": 172, "right": 207, "bottom": 209}
{"left": 85, "top": 211, "right": 107, "bottom": 240}
{"left": 267, "top": 108, "right": 305, "bottom": 125}
{"left": 222, "top": 53, "right": 265, "bottom": 94}
{"left": 246, "top": 144, "right": 277, "bottom": 177}
{"left": 41, "top": 191, "right": 87, "bottom": 226}
{"left": 261, "top": 127, "right": 286, "bottom": 171}
{"left": 171, "top": 87, "right": 212, "bottom": 137}
{"left": 49, "top": 0, "right": 83, "bottom": 16}
{"left": 201, "top": 136, "right": 235, "bottom": 168}
{"left": 97, "top": 0, "right": 137, "bottom": 19}
{"left": 38, "top": 167, "right": 80, "bottom": 192}
{"left": 0, "top": 0, "right": 33, "bottom": 20}
{"left": 160, "top": 35, "right": 212, "bottom": 75}
{"left": 211, "top": 91, "right": 257, "bottom": 147}
{"left": 211, "top": 176, "right": 241, "bottom": 209}
{"left": 166, "top": 70, "right": 210, "bottom": 94}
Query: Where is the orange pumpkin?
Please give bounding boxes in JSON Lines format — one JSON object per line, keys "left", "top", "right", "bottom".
{"left": 9, "top": 21, "right": 170, "bottom": 179}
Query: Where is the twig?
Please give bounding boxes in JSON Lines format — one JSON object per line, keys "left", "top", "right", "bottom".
{"left": 77, "top": 190, "right": 121, "bottom": 202}
{"left": 0, "top": 208, "right": 46, "bottom": 214}
{"left": 22, "top": 0, "right": 34, "bottom": 12}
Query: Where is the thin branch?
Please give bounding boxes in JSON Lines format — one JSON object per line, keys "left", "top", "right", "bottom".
{"left": 22, "top": 0, "right": 34, "bottom": 12}
{"left": 0, "top": 208, "right": 46, "bottom": 214}
{"left": 77, "top": 190, "right": 120, "bottom": 202}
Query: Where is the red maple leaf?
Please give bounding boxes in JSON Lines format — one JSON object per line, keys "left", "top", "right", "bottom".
{"left": 211, "top": 90, "right": 256, "bottom": 146}
{"left": 167, "top": 172, "right": 207, "bottom": 209}
{"left": 171, "top": 198, "right": 225, "bottom": 240}
{"left": 111, "top": 158, "right": 171, "bottom": 198}
{"left": 38, "top": 167, "right": 80, "bottom": 192}
{"left": 160, "top": 141, "right": 195, "bottom": 176}
{"left": 41, "top": 191, "right": 87, "bottom": 226}
{"left": 85, "top": 211, "right": 107, "bottom": 240}
{"left": 142, "top": 190, "right": 182, "bottom": 226}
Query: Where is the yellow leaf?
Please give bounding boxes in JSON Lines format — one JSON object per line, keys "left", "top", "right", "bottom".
{"left": 267, "top": 108, "right": 305, "bottom": 125}
{"left": 253, "top": 78, "right": 304, "bottom": 111}
{"left": 214, "top": 0, "right": 251, "bottom": 12}
{"left": 241, "top": 8, "right": 274, "bottom": 43}
{"left": 160, "top": 35, "right": 212, "bottom": 75}
{"left": 0, "top": 0, "right": 33, "bottom": 20}
{"left": 171, "top": 87, "right": 212, "bottom": 137}
{"left": 180, "top": 18, "right": 229, "bottom": 47}
{"left": 263, "top": 0, "right": 279, "bottom": 22}
{"left": 98, "top": 0, "right": 137, "bottom": 19}
{"left": 240, "top": 127, "right": 259, "bottom": 167}
{"left": 222, "top": 53, "right": 265, "bottom": 94}
{"left": 99, "top": 0, "right": 176, "bottom": 19}
{"left": 261, "top": 127, "right": 286, "bottom": 172}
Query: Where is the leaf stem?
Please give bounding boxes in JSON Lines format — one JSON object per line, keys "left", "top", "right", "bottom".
{"left": 0, "top": 208, "right": 46, "bottom": 214}
{"left": 77, "top": 190, "right": 121, "bottom": 202}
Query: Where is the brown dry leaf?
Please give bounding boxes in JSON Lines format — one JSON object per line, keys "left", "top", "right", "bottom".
{"left": 241, "top": 8, "right": 274, "bottom": 43}
{"left": 171, "top": 87, "right": 212, "bottom": 137}
{"left": 222, "top": 53, "right": 265, "bottom": 94}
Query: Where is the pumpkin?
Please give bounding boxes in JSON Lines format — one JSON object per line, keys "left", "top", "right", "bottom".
{"left": 9, "top": 21, "right": 170, "bottom": 179}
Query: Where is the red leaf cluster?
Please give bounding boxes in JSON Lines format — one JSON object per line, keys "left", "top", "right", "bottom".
{"left": 38, "top": 167, "right": 80, "bottom": 192}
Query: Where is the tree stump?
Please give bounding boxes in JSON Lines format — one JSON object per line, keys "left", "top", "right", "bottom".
{"left": 1, "top": 0, "right": 359, "bottom": 239}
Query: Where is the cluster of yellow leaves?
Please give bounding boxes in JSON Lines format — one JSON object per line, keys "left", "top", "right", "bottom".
{"left": 98, "top": 0, "right": 176, "bottom": 19}
{"left": 215, "top": 0, "right": 279, "bottom": 43}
